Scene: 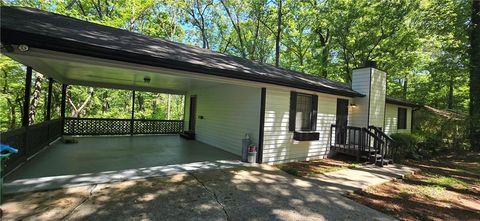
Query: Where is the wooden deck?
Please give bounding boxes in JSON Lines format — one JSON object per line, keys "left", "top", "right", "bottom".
{"left": 330, "top": 144, "right": 377, "bottom": 158}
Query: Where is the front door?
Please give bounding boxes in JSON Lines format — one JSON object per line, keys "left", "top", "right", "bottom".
{"left": 335, "top": 99, "right": 349, "bottom": 145}
{"left": 188, "top": 96, "right": 197, "bottom": 132}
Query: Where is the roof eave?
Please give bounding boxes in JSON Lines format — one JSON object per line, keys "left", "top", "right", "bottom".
{"left": 1, "top": 28, "right": 363, "bottom": 98}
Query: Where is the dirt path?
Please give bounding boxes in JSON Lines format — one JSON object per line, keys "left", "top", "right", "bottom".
{"left": 348, "top": 153, "right": 480, "bottom": 221}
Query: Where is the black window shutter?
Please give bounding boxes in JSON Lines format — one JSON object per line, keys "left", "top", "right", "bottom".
{"left": 311, "top": 95, "right": 318, "bottom": 131}
{"left": 289, "top": 92, "right": 297, "bottom": 131}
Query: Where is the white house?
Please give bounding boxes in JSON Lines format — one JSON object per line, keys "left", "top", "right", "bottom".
{"left": 1, "top": 6, "right": 420, "bottom": 169}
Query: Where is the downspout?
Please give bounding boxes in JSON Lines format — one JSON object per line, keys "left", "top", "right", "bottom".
{"left": 257, "top": 88, "right": 266, "bottom": 163}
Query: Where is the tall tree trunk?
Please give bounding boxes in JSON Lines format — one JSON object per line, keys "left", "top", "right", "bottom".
{"left": 321, "top": 45, "right": 329, "bottom": 77}
{"left": 7, "top": 99, "right": 16, "bottom": 129}
{"left": 28, "top": 73, "right": 44, "bottom": 124}
{"left": 403, "top": 77, "right": 408, "bottom": 100}
{"left": 448, "top": 75, "right": 454, "bottom": 109}
{"left": 220, "top": 0, "right": 246, "bottom": 58}
{"left": 470, "top": 0, "right": 480, "bottom": 151}
{"left": 137, "top": 94, "right": 144, "bottom": 112}
{"left": 167, "top": 94, "right": 171, "bottom": 120}
{"left": 67, "top": 88, "right": 94, "bottom": 118}
{"left": 275, "top": 0, "right": 283, "bottom": 67}
{"left": 317, "top": 28, "right": 330, "bottom": 78}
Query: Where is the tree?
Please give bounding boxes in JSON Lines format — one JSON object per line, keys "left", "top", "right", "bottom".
{"left": 274, "top": 0, "right": 283, "bottom": 67}
{"left": 186, "top": 0, "right": 213, "bottom": 48}
{"left": 470, "top": 0, "right": 480, "bottom": 150}
{"left": 28, "top": 72, "right": 44, "bottom": 124}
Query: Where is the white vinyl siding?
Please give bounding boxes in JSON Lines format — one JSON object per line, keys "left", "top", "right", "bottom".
{"left": 184, "top": 84, "right": 261, "bottom": 155}
{"left": 262, "top": 88, "right": 351, "bottom": 164}
{"left": 384, "top": 103, "right": 412, "bottom": 134}
{"left": 350, "top": 68, "right": 371, "bottom": 127}
{"left": 368, "top": 69, "right": 386, "bottom": 128}
{"left": 350, "top": 67, "right": 386, "bottom": 128}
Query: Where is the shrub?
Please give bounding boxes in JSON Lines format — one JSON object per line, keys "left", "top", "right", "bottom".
{"left": 413, "top": 108, "right": 470, "bottom": 153}
{"left": 390, "top": 133, "right": 423, "bottom": 161}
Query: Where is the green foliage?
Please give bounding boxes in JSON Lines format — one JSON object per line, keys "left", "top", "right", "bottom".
{"left": 391, "top": 133, "right": 423, "bottom": 161}
{"left": 392, "top": 106, "right": 471, "bottom": 160}
{"left": 425, "top": 176, "right": 468, "bottom": 189}
{"left": 414, "top": 108, "right": 470, "bottom": 152}
{"left": 0, "top": 56, "right": 24, "bottom": 131}
{"left": 0, "top": 0, "right": 473, "bottom": 138}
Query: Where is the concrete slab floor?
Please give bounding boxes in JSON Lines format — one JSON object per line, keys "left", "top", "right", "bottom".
{"left": 4, "top": 135, "right": 239, "bottom": 187}
{"left": 1, "top": 165, "right": 397, "bottom": 221}
{"left": 305, "top": 164, "right": 419, "bottom": 194}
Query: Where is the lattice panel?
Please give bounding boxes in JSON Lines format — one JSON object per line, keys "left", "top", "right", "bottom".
{"left": 64, "top": 118, "right": 131, "bottom": 135}
{"left": 134, "top": 120, "right": 183, "bottom": 134}
{"left": 64, "top": 118, "right": 183, "bottom": 135}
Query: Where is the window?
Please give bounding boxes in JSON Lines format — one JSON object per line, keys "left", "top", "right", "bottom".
{"left": 397, "top": 107, "right": 407, "bottom": 129}
{"left": 289, "top": 92, "right": 318, "bottom": 131}
{"left": 296, "top": 94, "right": 313, "bottom": 130}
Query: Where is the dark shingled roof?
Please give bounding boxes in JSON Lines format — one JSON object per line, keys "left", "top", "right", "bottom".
{"left": 0, "top": 6, "right": 363, "bottom": 97}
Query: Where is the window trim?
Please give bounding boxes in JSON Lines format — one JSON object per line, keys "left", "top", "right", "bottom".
{"left": 397, "top": 107, "right": 407, "bottom": 129}
{"left": 289, "top": 92, "right": 318, "bottom": 132}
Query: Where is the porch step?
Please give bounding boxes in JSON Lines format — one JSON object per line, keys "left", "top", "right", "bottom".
{"left": 375, "top": 159, "right": 393, "bottom": 166}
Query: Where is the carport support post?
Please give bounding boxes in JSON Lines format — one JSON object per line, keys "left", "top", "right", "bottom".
{"left": 22, "top": 66, "right": 32, "bottom": 127}
{"left": 46, "top": 78, "right": 53, "bottom": 121}
{"left": 130, "top": 90, "right": 135, "bottom": 136}
{"left": 60, "top": 84, "right": 67, "bottom": 135}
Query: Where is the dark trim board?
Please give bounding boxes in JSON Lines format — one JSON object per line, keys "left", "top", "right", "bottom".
{"left": 257, "top": 88, "right": 266, "bottom": 163}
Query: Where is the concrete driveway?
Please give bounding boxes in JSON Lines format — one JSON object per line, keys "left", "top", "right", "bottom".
{"left": 2, "top": 165, "right": 395, "bottom": 221}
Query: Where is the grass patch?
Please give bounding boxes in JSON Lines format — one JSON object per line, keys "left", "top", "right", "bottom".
{"left": 347, "top": 153, "right": 480, "bottom": 221}
{"left": 425, "top": 176, "right": 468, "bottom": 189}
{"left": 279, "top": 166, "right": 300, "bottom": 176}
{"left": 399, "top": 185, "right": 448, "bottom": 200}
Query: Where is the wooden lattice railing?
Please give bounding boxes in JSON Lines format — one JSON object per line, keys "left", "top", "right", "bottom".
{"left": 1, "top": 119, "right": 62, "bottom": 176}
{"left": 63, "top": 118, "right": 183, "bottom": 135}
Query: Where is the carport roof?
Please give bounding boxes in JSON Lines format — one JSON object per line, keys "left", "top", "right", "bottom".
{"left": 0, "top": 6, "right": 363, "bottom": 97}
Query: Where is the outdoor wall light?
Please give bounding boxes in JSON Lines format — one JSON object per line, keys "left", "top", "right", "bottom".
{"left": 350, "top": 103, "right": 357, "bottom": 108}
{"left": 143, "top": 76, "right": 151, "bottom": 83}
{"left": 18, "top": 44, "right": 29, "bottom": 52}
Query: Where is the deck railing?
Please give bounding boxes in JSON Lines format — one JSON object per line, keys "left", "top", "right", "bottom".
{"left": 1, "top": 119, "right": 62, "bottom": 176}
{"left": 330, "top": 124, "right": 395, "bottom": 165}
{"left": 330, "top": 124, "right": 364, "bottom": 158}
{"left": 64, "top": 118, "right": 184, "bottom": 135}
{"left": 368, "top": 126, "right": 396, "bottom": 164}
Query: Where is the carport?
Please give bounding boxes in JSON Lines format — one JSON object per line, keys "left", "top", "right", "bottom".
{"left": 1, "top": 42, "right": 247, "bottom": 193}
{"left": 3, "top": 136, "right": 240, "bottom": 193}
{"left": 1, "top": 7, "right": 262, "bottom": 192}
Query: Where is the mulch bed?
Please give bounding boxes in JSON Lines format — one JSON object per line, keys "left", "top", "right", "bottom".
{"left": 277, "top": 154, "right": 360, "bottom": 177}
{"left": 347, "top": 153, "right": 480, "bottom": 221}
